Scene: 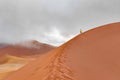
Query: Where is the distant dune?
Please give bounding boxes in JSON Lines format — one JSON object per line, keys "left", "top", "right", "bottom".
{"left": 4, "top": 22, "right": 120, "bottom": 80}
{"left": 0, "top": 40, "right": 55, "bottom": 57}
{"left": 0, "top": 55, "right": 32, "bottom": 80}
{"left": 0, "top": 40, "right": 55, "bottom": 80}
{"left": 0, "top": 55, "right": 33, "bottom": 64}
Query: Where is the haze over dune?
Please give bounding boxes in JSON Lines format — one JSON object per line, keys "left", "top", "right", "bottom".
{"left": 0, "top": 40, "right": 55, "bottom": 57}
{"left": 3, "top": 22, "right": 120, "bottom": 80}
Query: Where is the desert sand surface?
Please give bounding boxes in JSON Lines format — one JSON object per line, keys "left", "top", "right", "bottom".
{"left": 0, "top": 55, "right": 32, "bottom": 80}
{"left": 0, "top": 41, "right": 55, "bottom": 80}
{"left": 0, "top": 40, "right": 55, "bottom": 57}
{"left": 3, "top": 22, "right": 120, "bottom": 80}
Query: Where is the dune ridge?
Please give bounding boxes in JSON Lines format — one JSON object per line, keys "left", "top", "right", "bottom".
{"left": 43, "top": 45, "right": 74, "bottom": 80}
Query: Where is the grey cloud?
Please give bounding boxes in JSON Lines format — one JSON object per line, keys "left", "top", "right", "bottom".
{"left": 0, "top": 0, "right": 120, "bottom": 46}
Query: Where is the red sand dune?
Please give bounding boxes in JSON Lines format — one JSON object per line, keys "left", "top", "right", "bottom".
{"left": 4, "top": 22, "right": 120, "bottom": 80}
{"left": 0, "top": 41, "right": 55, "bottom": 80}
{"left": 0, "top": 55, "right": 32, "bottom": 80}
{"left": 0, "top": 40, "right": 55, "bottom": 57}
{"left": 0, "top": 55, "right": 33, "bottom": 64}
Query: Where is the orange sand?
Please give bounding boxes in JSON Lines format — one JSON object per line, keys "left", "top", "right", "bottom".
{"left": 4, "top": 22, "right": 120, "bottom": 80}
{"left": 0, "top": 55, "right": 32, "bottom": 80}
{"left": 0, "top": 41, "right": 55, "bottom": 80}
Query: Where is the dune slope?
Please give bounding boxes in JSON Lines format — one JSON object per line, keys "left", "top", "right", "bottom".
{"left": 4, "top": 22, "right": 120, "bottom": 80}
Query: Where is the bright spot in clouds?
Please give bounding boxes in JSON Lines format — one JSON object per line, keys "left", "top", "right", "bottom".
{"left": 43, "top": 27, "right": 74, "bottom": 46}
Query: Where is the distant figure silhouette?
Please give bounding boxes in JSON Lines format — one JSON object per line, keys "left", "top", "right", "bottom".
{"left": 80, "top": 29, "right": 83, "bottom": 34}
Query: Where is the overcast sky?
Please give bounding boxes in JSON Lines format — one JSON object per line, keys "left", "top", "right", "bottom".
{"left": 0, "top": 0, "right": 120, "bottom": 46}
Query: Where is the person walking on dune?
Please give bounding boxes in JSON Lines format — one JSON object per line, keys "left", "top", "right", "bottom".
{"left": 80, "top": 29, "right": 83, "bottom": 34}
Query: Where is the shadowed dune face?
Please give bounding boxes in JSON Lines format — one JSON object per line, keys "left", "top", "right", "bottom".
{"left": 0, "top": 40, "right": 55, "bottom": 57}
{"left": 4, "top": 22, "right": 120, "bottom": 80}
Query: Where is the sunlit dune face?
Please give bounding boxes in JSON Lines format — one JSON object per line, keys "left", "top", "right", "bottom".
{"left": 0, "top": 55, "right": 33, "bottom": 80}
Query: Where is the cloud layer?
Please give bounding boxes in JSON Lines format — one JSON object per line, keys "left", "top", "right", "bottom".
{"left": 0, "top": 0, "right": 120, "bottom": 46}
